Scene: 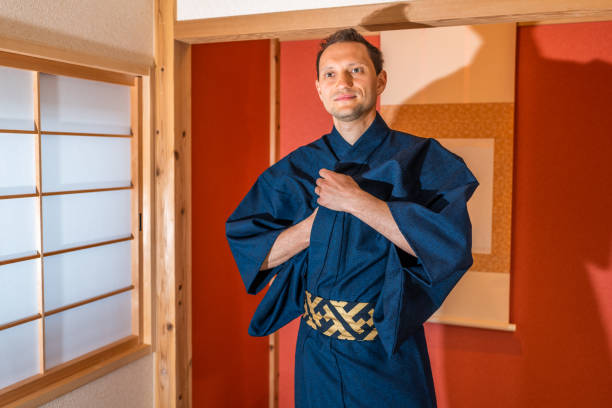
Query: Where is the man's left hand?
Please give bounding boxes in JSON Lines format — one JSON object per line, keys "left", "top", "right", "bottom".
{"left": 314, "top": 168, "right": 367, "bottom": 213}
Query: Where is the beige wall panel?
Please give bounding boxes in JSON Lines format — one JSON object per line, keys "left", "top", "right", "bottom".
{"left": 39, "top": 353, "right": 154, "bottom": 408}
{"left": 380, "top": 24, "right": 516, "bottom": 105}
{"left": 0, "top": 0, "right": 153, "bottom": 66}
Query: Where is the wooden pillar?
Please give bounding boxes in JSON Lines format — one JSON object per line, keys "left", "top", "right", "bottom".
{"left": 154, "top": 0, "right": 192, "bottom": 406}
{"left": 268, "top": 38, "right": 280, "bottom": 408}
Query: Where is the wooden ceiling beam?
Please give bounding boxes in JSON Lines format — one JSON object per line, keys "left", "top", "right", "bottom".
{"left": 174, "top": 0, "right": 612, "bottom": 44}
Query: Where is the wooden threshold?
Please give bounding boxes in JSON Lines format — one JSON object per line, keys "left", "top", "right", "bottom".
{"left": 45, "top": 286, "right": 135, "bottom": 317}
{"left": 43, "top": 235, "right": 134, "bottom": 257}
{"left": 0, "top": 336, "right": 151, "bottom": 408}
{"left": 174, "top": 0, "right": 612, "bottom": 44}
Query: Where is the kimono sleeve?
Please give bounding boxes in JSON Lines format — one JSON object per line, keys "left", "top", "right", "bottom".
{"left": 226, "top": 172, "right": 310, "bottom": 336}
{"left": 373, "top": 139, "right": 479, "bottom": 356}
{"left": 226, "top": 172, "right": 303, "bottom": 294}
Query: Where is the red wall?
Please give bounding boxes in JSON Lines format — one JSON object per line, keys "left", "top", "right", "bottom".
{"left": 278, "top": 23, "right": 612, "bottom": 407}
{"left": 191, "top": 40, "right": 271, "bottom": 408}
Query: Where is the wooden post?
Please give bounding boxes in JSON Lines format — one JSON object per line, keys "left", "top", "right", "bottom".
{"left": 268, "top": 38, "right": 280, "bottom": 408}
{"left": 154, "top": 0, "right": 192, "bottom": 406}
{"left": 174, "top": 40, "right": 192, "bottom": 408}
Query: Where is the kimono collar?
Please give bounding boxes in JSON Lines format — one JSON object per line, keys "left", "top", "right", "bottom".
{"left": 327, "top": 112, "right": 390, "bottom": 164}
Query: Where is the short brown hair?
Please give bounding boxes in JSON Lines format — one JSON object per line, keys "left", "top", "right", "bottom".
{"left": 316, "top": 28, "right": 384, "bottom": 78}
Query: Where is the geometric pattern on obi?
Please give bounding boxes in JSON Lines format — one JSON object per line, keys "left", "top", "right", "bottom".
{"left": 302, "top": 290, "right": 378, "bottom": 341}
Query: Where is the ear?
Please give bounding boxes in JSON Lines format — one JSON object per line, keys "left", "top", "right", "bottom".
{"left": 315, "top": 79, "right": 323, "bottom": 101}
{"left": 376, "top": 70, "right": 388, "bottom": 96}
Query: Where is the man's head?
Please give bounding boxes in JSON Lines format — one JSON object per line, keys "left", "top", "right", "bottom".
{"left": 316, "top": 29, "right": 384, "bottom": 79}
{"left": 315, "top": 29, "right": 387, "bottom": 123}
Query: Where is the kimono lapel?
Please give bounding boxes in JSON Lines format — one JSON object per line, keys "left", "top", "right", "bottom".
{"left": 326, "top": 112, "right": 391, "bottom": 165}
{"left": 308, "top": 112, "right": 391, "bottom": 292}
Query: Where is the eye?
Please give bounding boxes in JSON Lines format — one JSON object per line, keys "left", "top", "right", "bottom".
{"left": 324, "top": 71, "right": 334, "bottom": 79}
{"left": 351, "top": 67, "right": 364, "bottom": 74}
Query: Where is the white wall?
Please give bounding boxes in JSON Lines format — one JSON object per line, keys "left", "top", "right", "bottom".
{"left": 178, "top": 0, "right": 396, "bottom": 20}
{"left": 0, "top": 1, "right": 154, "bottom": 406}
{"left": 0, "top": 0, "right": 153, "bottom": 65}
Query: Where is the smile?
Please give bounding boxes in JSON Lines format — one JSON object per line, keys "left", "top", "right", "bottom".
{"left": 333, "top": 94, "right": 357, "bottom": 101}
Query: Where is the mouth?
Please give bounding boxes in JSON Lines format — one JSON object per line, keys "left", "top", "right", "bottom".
{"left": 333, "top": 94, "right": 357, "bottom": 101}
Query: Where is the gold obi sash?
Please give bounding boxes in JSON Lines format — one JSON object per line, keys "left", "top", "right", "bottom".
{"left": 302, "top": 290, "right": 378, "bottom": 341}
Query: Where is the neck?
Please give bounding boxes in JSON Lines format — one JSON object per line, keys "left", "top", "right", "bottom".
{"left": 333, "top": 109, "right": 377, "bottom": 146}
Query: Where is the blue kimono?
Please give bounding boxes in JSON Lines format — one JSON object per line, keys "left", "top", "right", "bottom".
{"left": 226, "top": 113, "right": 478, "bottom": 407}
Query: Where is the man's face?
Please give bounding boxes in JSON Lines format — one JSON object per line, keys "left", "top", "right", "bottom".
{"left": 316, "top": 41, "right": 387, "bottom": 123}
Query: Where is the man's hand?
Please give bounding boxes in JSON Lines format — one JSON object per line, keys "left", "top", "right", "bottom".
{"left": 314, "top": 168, "right": 368, "bottom": 213}
{"left": 260, "top": 207, "right": 319, "bottom": 271}
{"left": 315, "top": 168, "right": 416, "bottom": 257}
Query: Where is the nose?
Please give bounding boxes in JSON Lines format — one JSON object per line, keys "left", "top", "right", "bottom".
{"left": 337, "top": 70, "right": 353, "bottom": 87}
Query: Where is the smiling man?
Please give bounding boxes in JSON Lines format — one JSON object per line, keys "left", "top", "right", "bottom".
{"left": 226, "top": 29, "right": 478, "bottom": 408}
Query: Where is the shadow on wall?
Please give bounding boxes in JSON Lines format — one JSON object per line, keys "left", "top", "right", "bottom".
{"left": 398, "top": 23, "right": 612, "bottom": 408}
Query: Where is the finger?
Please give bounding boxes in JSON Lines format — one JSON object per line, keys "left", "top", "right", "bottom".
{"left": 316, "top": 177, "right": 323, "bottom": 186}
{"left": 314, "top": 186, "right": 320, "bottom": 195}
{"left": 319, "top": 168, "right": 331, "bottom": 178}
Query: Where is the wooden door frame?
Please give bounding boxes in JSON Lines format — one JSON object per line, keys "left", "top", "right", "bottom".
{"left": 156, "top": 1, "right": 612, "bottom": 407}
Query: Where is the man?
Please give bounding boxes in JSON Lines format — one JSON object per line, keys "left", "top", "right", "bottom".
{"left": 226, "top": 29, "right": 477, "bottom": 408}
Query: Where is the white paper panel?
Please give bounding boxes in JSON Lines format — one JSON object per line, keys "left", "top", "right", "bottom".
{"left": 39, "top": 74, "right": 131, "bottom": 135}
{"left": 0, "top": 66, "right": 35, "bottom": 130}
{"left": 0, "top": 133, "right": 36, "bottom": 196}
{"left": 0, "top": 197, "right": 38, "bottom": 260}
{"left": 41, "top": 135, "right": 131, "bottom": 192}
{"left": 0, "top": 320, "right": 40, "bottom": 389}
{"left": 45, "top": 291, "right": 132, "bottom": 368}
{"left": 44, "top": 241, "right": 132, "bottom": 311}
{"left": 0, "top": 259, "right": 39, "bottom": 325}
{"left": 42, "top": 190, "right": 131, "bottom": 252}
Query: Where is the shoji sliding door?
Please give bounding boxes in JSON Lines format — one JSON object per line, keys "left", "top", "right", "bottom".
{"left": 0, "top": 62, "right": 142, "bottom": 396}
